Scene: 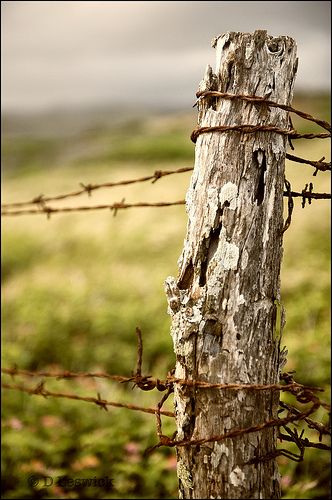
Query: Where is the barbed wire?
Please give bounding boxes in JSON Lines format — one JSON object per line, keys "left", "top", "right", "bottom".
{"left": 2, "top": 98, "right": 331, "bottom": 470}
{"left": 1, "top": 381, "right": 175, "bottom": 417}
{"left": 148, "top": 396, "right": 321, "bottom": 452}
{"left": 2, "top": 93, "right": 330, "bottom": 214}
{"left": 191, "top": 91, "right": 331, "bottom": 238}
{"left": 1, "top": 366, "right": 152, "bottom": 386}
{"left": 2, "top": 327, "right": 329, "bottom": 406}
{"left": 1, "top": 154, "right": 330, "bottom": 212}
{"left": 190, "top": 123, "right": 331, "bottom": 143}
{"left": 1, "top": 327, "right": 330, "bottom": 463}
{"left": 194, "top": 90, "right": 331, "bottom": 132}
{"left": 146, "top": 370, "right": 331, "bottom": 458}
{"left": 1, "top": 186, "right": 330, "bottom": 218}
{"left": 2, "top": 93, "right": 330, "bottom": 216}
{"left": 1, "top": 167, "right": 193, "bottom": 209}
{"left": 1, "top": 200, "right": 186, "bottom": 218}
{"left": 2, "top": 370, "right": 329, "bottom": 460}
{"left": 1, "top": 366, "right": 327, "bottom": 398}
{"left": 285, "top": 153, "right": 330, "bottom": 175}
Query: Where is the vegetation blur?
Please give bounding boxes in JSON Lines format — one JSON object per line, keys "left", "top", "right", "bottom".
{"left": 1, "top": 93, "right": 330, "bottom": 499}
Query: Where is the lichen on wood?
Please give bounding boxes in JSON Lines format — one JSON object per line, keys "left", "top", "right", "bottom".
{"left": 165, "top": 30, "right": 297, "bottom": 499}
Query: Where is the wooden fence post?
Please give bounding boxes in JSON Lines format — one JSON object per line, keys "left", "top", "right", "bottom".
{"left": 165, "top": 31, "right": 297, "bottom": 499}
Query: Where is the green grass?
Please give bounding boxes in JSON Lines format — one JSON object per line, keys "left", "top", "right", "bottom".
{"left": 1, "top": 113, "right": 195, "bottom": 179}
{"left": 1, "top": 99, "right": 330, "bottom": 499}
{"left": 1, "top": 136, "right": 63, "bottom": 177}
{"left": 78, "top": 128, "right": 195, "bottom": 165}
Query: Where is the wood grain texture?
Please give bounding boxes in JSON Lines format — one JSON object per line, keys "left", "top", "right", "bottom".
{"left": 165, "top": 30, "right": 297, "bottom": 499}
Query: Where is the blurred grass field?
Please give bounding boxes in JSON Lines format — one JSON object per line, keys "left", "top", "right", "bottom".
{"left": 1, "top": 94, "right": 330, "bottom": 499}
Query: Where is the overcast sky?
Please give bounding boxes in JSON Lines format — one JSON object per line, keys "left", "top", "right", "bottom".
{"left": 1, "top": 1, "right": 331, "bottom": 113}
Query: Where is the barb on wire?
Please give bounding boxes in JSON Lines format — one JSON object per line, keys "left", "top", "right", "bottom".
{"left": 286, "top": 153, "right": 331, "bottom": 175}
{"left": 194, "top": 90, "right": 331, "bottom": 132}
{"left": 282, "top": 179, "right": 294, "bottom": 234}
{"left": 301, "top": 182, "right": 314, "bottom": 208}
{"left": 155, "top": 387, "right": 175, "bottom": 442}
{"left": 135, "top": 327, "right": 143, "bottom": 379}
{"left": 144, "top": 386, "right": 176, "bottom": 456}
{"left": 1, "top": 167, "right": 193, "bottom": 209}
{"left": 127, "top": 327, "right": 168, "bottom": 392}
{"left": 279, "top": 401, "right": 331, "bottom": 439}
{"left": 287, "top": 115, "right": 295, "bottom": 150}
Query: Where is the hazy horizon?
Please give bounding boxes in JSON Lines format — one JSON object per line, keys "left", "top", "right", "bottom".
{"left": 2, "top": 1, "right": 331, "bottom": 115}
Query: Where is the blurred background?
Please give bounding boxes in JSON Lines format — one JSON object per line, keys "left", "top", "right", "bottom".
{"left": 1, "top": 1, "right": 330, "bottom": 499}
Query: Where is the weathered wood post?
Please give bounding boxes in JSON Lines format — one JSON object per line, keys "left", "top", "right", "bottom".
{"left": 165, "top": 31, "right": 297, "bottom": 499}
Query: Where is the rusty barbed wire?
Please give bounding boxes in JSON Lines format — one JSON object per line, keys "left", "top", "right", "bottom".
{"left": 1, "top": 381, "right": 175, "bottom": 418}
{"left": 1, "top": 153, "right": 329, "bottom": 212}
{"left": 2, "top": 98, "right": 331, "bottom": 469}
{"left": 285, "top": 153, "right": 331, "bottom": 175}
{"left": 279, "top": 401, "right": 331, "bottom": 438}
{"left": 1, "top": 366, "right": 327, "bottom": 397}
{"left": 2, "top": 95, "right": 330, "bottom": 214}
{"left": 146, "top": 381, "right": 330, "bottom": 456}
{"left": 2, "top": 188, "right": 330, "bottom": 217}
{"left": 2, "top": 368, "right": 330, "bottom": 459}
{"left": 1, "top": 167, "right": 193, "bottom": 209}
{"left": 0, "top": 322, "right": 329, "bottom": 398}
{"left": 288, "top": 189, "right": 330, "bottom": 201}
{"left": 2, "top": 326, "right": 330, "bottom": 464}
{"left": 1, "top": 366, "right": 154, "bottom": 386}
{"left": 142, "top": 331, "right": 327, "bottom": 459}
{"left": 2, "top": 323, "right": 329, "bottom": 401}
{"left": 249, "top": 397, "right": 331, "bottom": 464}
{"left": 194, "top": 90, "right": 331, "bottom": 132}
{"left": 154, "top": 385, "right": 175, "bottom": 446}
{"left": 1, "top": 200, "right": 186, "bottom": 218}
{"left": 190, "top": 123, "right": 331, "bottom": 143}
{"left": 1, "top": 364, "right": 170, "bottom": 394}
{"left": 129, "top": 327, "right": 170, "bottom": 392}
